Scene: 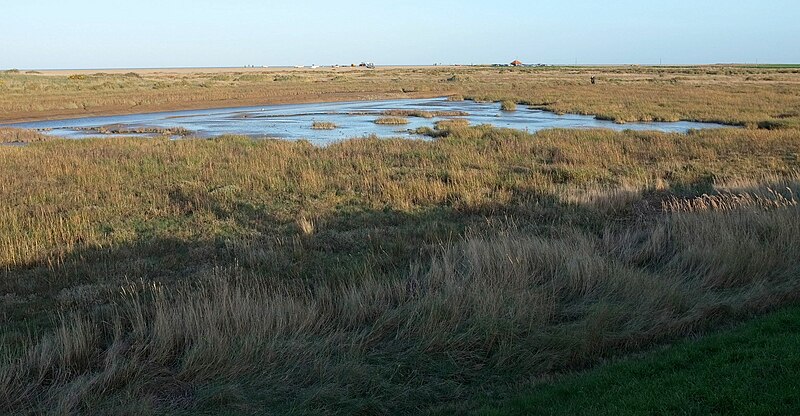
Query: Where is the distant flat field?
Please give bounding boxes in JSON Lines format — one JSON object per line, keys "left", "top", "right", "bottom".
{"left": 28, "top": 65, "right": 450, "bottom": 76}
{"left": 2, "top": 65, "right": 799, "bottom": 127}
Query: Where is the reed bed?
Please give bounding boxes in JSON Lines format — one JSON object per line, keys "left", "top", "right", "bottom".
{"left": 2, "top": 186, "right": 798, "bottom": 414}
{"left": 2, "top": 66, "right": 800, "bottom": 128}
{"left": 374, "top": 116, "right": 410, "bottom": 125}
{"left": 0, "top": 123, "right": 799, "bottom": 413}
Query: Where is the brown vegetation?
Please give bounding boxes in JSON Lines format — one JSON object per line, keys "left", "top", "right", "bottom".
{"left": 311, "top": 121, "right": 338, "bottom": 130}
{"left": 374, "top": 116, "right": 410, "bottom": 125}
{"left": 382, "top": 109, "right": 470, "bottom": 118}
{"left": 2, "top": 66, "right": 800, "bottom": 128}
{"left": 1, "top": 123, "right": 799, "bottom": 413}
{"left": 500, "top": 100, "right": 517, "bottom": 111}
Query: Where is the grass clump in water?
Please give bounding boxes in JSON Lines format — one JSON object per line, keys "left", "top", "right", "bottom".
{"left": 374, "top": 116, "right": 410, "bottom": 125}
{"left": 501, "top": 100, "right": 518, "bottom": 111}
{"left": 311, "top": 121, "right": 338, "bottom": 130}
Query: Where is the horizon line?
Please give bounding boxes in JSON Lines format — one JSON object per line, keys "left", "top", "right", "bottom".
{"left": 5, "top": 62, "right": 798, "bottom": 72}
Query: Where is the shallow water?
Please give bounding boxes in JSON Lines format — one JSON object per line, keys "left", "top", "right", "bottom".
{"left": 5, "top": 98, "right": 732, "bottom": 144}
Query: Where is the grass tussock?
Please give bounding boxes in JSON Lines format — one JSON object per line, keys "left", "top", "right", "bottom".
{"left": 0, "top": 124, "right": 799, "bottom": 413}
{"left": 311, "top": 121, "right": 337, "bottom": 130}
{"left": 374, "top": 116, "right": 410, "bottom": 125}
{"left": 500, "top": 100, "right": 518, "bottom": 111}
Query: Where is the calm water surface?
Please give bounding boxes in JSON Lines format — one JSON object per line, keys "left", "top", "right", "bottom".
{"left": 6, "top": 98, "right": 733, "bottom": 145}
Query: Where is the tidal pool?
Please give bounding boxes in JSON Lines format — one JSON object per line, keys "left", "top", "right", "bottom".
{"left": 6, "top": 98, "right": 733, "bottom": 145}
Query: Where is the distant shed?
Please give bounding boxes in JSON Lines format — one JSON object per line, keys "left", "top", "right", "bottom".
{"left": 510, "top": 60, "right": 523, "bottom": 67}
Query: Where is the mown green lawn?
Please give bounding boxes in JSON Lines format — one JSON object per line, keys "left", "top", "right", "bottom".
{"left": 477, "top": 305, "right": 800, "bottom": 416}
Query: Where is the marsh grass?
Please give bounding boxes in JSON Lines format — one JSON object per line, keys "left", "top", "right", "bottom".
{"left": 383, "top": 109, "right": 470, "bottom": 118}
{"left": 311, "top": 121, "right": 337, "bottom": 130}
{"left": 1, "top": 64, "right": 799, "bottom": 414}
{"left": 1, "top": 125, "right": 800, "bottom": 413}
{"left": 500, "top": 100, "right": 517, "bottom": 111}
{"left": 2, "top": 184, "right": 798, "bottom": 414}
{"left": 374, "top": 116, "right": 410, "bottom": 125}
{"left": 2, "top": 66, "right": 799, "bottom": 128}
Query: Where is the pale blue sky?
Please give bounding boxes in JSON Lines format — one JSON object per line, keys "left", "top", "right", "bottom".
{"left": 2, "top": 0, "right": 798, "bottom": 69}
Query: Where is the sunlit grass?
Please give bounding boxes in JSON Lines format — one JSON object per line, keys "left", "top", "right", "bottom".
{"left": 1, "top": 124, "right": 799, "bottom": 413}
{"left": 500, "top": 100, "right": 517, "bottom": 111}
{"left": 2, "top": 66, "right": 800, "bottom": 128}
{"left": 374, "top": 116, "right": 410, "bottom": 125}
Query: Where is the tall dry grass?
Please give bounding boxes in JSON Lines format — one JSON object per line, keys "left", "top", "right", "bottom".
{"left": 1, "top": 125, "right": 799, "bottom": 413}
{"left": 1, "top": 182, "right": 798, "bottom": 413}
{"left": 500, "top": 100, "right": 517, "bottom": 111}
{"left": 374, "top": 116, "right": 410, "bottom": 125}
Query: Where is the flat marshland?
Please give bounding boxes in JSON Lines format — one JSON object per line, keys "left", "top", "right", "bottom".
{"left": 1, "top": 66, "right": 800, "bottom": 414}
{"left": 2, "top": 65, "right": 800, "bottom": 127}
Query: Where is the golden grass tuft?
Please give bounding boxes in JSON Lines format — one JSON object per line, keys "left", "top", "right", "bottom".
{"left": 374, "top": 116, "right": 410, "bottom": 125}
{"left": 664, "top": 186, "right": 798, "bottom": 213}
{"left": 311, "top": 121, "right": 337, "bottom": 130}
{"left": 500, "top": 100, "right": 518, "bottom": 111}
{"left": 296, "top": 216, "right": 316, "bottom": 235}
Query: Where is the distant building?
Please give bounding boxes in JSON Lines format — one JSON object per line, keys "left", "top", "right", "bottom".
{"left": 510, "top": 60, "right": 523, "bottom": 67}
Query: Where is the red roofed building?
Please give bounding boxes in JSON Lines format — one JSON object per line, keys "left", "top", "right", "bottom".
{"left": 510, "top": 60, "right": 523, "bottom": 67}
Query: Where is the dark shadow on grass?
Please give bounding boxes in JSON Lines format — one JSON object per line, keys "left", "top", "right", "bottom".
{"left": 1, "top": 186, "right": 623, "bottom": 350}
{"left": 4, "top": 176, "right": 795, "bottom": 413}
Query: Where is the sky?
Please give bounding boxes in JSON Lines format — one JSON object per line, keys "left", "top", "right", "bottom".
{"left": 1, "top": 0, "right": 799, "bottom": 69}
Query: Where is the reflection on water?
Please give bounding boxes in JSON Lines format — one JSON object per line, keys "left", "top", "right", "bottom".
{"left": 6, "top": 98, "right": 733, "bottom": 145}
